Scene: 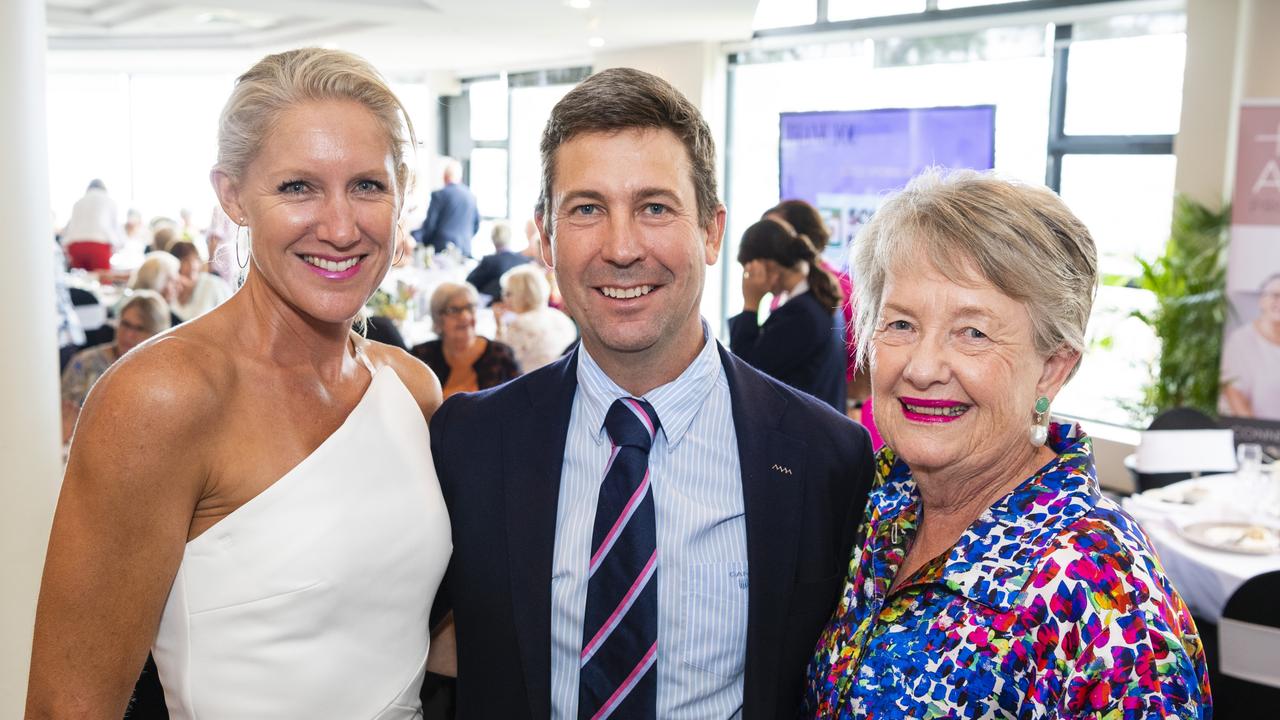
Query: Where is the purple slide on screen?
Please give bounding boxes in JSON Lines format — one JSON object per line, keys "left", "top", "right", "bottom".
{"left": 778, "top": 105, "right": 995, "bottom": 268}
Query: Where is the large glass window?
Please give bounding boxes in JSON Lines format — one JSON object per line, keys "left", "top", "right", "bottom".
{"left": 508, "top": 83, "right": 575, "bottom": 249}
{"left": 467, "top": 78, "right": 508, "bottom": 142}
{"left": 728, "top": 6, "right": 1187, "bottom": 428}
{"left": 1063, "top": 16, "right": 1186, "bottom": 136}
{"left": 46, "top": 74, "right": 132, "bottom": 228}
{"left": 46, "top": 72, "right": 232, "bottom": 235}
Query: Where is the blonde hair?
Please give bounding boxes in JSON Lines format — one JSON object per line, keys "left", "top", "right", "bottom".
{"left": 500, "top": 264, "right": 550, "bottom": 314}
{"left": 129, "top": 251, "right": 181, "bottom": 293}
{"left": 120, "top": 289, "right": 171, "bottom": 335}
{"left": 216, "top": 48, "right": 415, "bottom": 199}
{"left": 852, "top": 168, "right": 1097, "bottom": 378}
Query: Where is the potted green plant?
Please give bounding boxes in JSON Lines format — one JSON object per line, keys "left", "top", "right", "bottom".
{"left": 1130, "top": 195, "right": 1231, "bottom": 422}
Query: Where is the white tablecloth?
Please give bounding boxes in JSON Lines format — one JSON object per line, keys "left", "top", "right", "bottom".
{"left": 1122, "top": 475, "right": 1280, "bottom": 623}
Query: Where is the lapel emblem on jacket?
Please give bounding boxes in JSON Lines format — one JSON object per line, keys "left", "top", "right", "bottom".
{"left": 770, "top": 463, "right": 794, "bottom": 476}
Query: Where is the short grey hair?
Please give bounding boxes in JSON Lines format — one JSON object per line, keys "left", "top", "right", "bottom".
{"left": 500, "top": 264, "right": 549, "bottom": 313}
{"left": 852, "top": 168, "right": 1097, "bottom": 379}
{"left": 429, "top": 281, "right": 480, "bottom": 334}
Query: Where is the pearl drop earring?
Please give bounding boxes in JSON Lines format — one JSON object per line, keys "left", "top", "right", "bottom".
{"left": 1030, "top": 395, "right": 1050, "bottom": 446}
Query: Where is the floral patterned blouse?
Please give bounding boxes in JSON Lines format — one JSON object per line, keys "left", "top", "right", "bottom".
{"left": 804, "top": 422, "right": 1211, "bottom": 718}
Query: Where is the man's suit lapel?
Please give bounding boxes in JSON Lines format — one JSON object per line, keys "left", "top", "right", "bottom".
{"left": 504, "top": 350, "right": 579, "bottom": 720}
{"left": 718, "top": 345, "right": 807, "bottom": 716}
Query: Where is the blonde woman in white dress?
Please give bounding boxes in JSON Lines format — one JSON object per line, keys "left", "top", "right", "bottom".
{"left": 28, "top": 48, "right": 452, "bottom": 719}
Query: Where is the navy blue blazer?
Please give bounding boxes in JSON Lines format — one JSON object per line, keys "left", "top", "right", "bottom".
{"left": 428, "top": 343, "right": 874, "bottom": 719}
{"left": 419, "top": 182, "right": 480, "bottom": 257}
{"left": 465, "top": 250, "right": 531, "bottom": 302}
{"left": 728, "top": 290, "right": 847, "bottom": 413}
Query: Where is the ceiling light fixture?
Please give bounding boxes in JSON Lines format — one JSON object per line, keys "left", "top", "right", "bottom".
{"left": 565, "top": 0, "right": 592, "bottom": 8}
{"left": 587, "top": 36, "right": 605, "bottom": 48}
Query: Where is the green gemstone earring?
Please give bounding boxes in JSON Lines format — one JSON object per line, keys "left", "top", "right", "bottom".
{"left": 1030, "top": 395, "right": 1050, "bottom": 446}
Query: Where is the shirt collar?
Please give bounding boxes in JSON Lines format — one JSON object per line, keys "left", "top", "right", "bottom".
{"left": 575, "top": 321, "right": 722, "bottom": 452}
{"left": 868, "top": 422, "right": 1100, "bottom": 611}
{"left": 775, "top": 279, "right": 810, "bottom": 308}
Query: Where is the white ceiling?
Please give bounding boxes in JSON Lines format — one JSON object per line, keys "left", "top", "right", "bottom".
{"left": 45, "top": 0, "right": 759, "bottom": 77}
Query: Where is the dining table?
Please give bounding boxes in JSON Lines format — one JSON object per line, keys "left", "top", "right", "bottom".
{"left": 1121, "top": 471, "right": 1280, "bottom": 623}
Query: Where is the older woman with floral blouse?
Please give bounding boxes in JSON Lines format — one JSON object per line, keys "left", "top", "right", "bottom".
{"left": 804, "top": 169, "right": 1210, "bottom": 718}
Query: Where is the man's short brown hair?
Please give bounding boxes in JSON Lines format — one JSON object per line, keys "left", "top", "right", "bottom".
{"left": 538, "top": 67, "right": 719, "bottom": 231}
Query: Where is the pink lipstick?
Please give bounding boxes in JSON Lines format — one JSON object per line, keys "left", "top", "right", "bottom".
{"left": 899, "top": 397, "right": 970, "bottom": 424}
{"left": 300, "top": 253, "right": 364, "bottom": 280}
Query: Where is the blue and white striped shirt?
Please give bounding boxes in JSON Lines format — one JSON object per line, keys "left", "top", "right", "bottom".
{"left": 550, "top": 327, "right": 747, "bottom": 719}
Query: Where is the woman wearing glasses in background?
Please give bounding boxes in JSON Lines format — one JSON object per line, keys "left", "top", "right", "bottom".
{"left": 412, "top": 280, "right": 521, "bottom": 399}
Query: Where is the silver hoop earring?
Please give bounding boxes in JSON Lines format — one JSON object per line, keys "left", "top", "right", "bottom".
{"left": 235, "top": 219, "right": 249, "bottom": 269}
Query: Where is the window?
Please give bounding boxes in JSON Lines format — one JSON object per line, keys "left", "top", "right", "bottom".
{"left": 828, "top": 0, "right": 927, "bottom": 22}
{"left": 753, "top": 0, "right": 817, "bottom": 30}
{"left": 453, "top": 69, "right": 588, "bottom": 256}
{"left": 730, "top": 3, "right": 1188, "bottom": 428}
{"left": 509, "top": 83, "right": 576, "bottom": 250}
{"left": 1045, "top": 12, "right": 1185, "bottom": 426}
{"left": 467, "top": 78, "right": 508, "bottom": 142}
{"left": 46, "top": 72, "right": 232, "bottom": 240}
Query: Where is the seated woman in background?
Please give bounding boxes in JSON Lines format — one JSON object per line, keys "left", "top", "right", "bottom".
{"left": 804, "top": 169, "right": 1209, "bottom": 718}
{"left": 168, "top": 240, "right": 233, "bottom": 322}
{"left": 495, "top": 264, "right": 577, "bottom": 372}
{"left": 729, "top": 218, "right": 846, "bottom": 412}
{"left": 412, "top": 281, "right": 519, "bottom": 399}
{"left": 128, "top": 250, "right": 184, "bottom": 326}
{"left": 61, "top": 289, "right": 170, "bottom": 443}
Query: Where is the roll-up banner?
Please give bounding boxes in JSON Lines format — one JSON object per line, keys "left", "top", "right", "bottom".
{"left": 1220, "top": 101, "right": 1280, "bottom": 457}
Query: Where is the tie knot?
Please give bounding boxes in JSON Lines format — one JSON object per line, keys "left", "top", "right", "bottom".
{"left": 604, "top": 397, "right": 660, "bottom": 452}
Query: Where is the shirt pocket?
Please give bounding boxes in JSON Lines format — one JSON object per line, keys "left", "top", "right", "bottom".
{"left": 681, "top": 561, "right": 749, "bottom": 678}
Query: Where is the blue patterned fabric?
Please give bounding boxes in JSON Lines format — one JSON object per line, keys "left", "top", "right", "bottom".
{"left": 805, "top": 422, "right": 1212, "bottom": 718}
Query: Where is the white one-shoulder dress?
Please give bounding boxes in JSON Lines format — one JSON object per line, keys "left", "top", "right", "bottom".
{"left": 153, "top": 345, "right": 452, "bottom": 719}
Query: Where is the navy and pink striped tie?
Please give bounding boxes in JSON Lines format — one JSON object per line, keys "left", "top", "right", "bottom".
{"left": 578, "top": 397, "right": 660, "bottom": 720}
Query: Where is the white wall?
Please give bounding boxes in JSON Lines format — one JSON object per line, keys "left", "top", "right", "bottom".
{"left": 1, "top": 0, "right": 61, "bottom": 711}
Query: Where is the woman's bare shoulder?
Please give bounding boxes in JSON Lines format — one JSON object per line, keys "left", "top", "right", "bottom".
{"left": 363, "top": 340, "right": 443, "bottom": 421}
{"left": 77, "top": 324, "right": 239, "bottom": 443}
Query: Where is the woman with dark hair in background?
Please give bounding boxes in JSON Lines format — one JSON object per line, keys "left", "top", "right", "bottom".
{"left": 729, "top": 217, "right": 846, "bottom": 412}
{"left": 765, "top": 201, "right": 857, "bottom": 382}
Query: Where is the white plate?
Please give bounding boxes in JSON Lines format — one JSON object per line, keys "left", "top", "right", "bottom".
{"left": 1177, "top": 521, "right": 1280, "bottom": 555}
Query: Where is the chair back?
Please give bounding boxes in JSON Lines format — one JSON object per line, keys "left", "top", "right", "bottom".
{"left": 1220, "top": 571, "right": 1280, "bottom": 694}
{"left": 1134, "top": 407, "right": 1234, "bottom": 492}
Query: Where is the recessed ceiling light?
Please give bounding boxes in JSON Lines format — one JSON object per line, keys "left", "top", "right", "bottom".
{"left": 587, "top": 36, "right": 605, "bottom": 48}
{"left": 566, "top": 0, "right": 592, "bottom": 8}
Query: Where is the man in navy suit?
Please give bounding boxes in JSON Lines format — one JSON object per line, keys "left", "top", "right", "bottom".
{"left": 465, "top": 221, "right": 530, "bottom": 302}
{"left": 429, "top": 67, "right": 874, "bottom": 719}
{"left": 418, "top": 157, "right": 480, "bottom": 257}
